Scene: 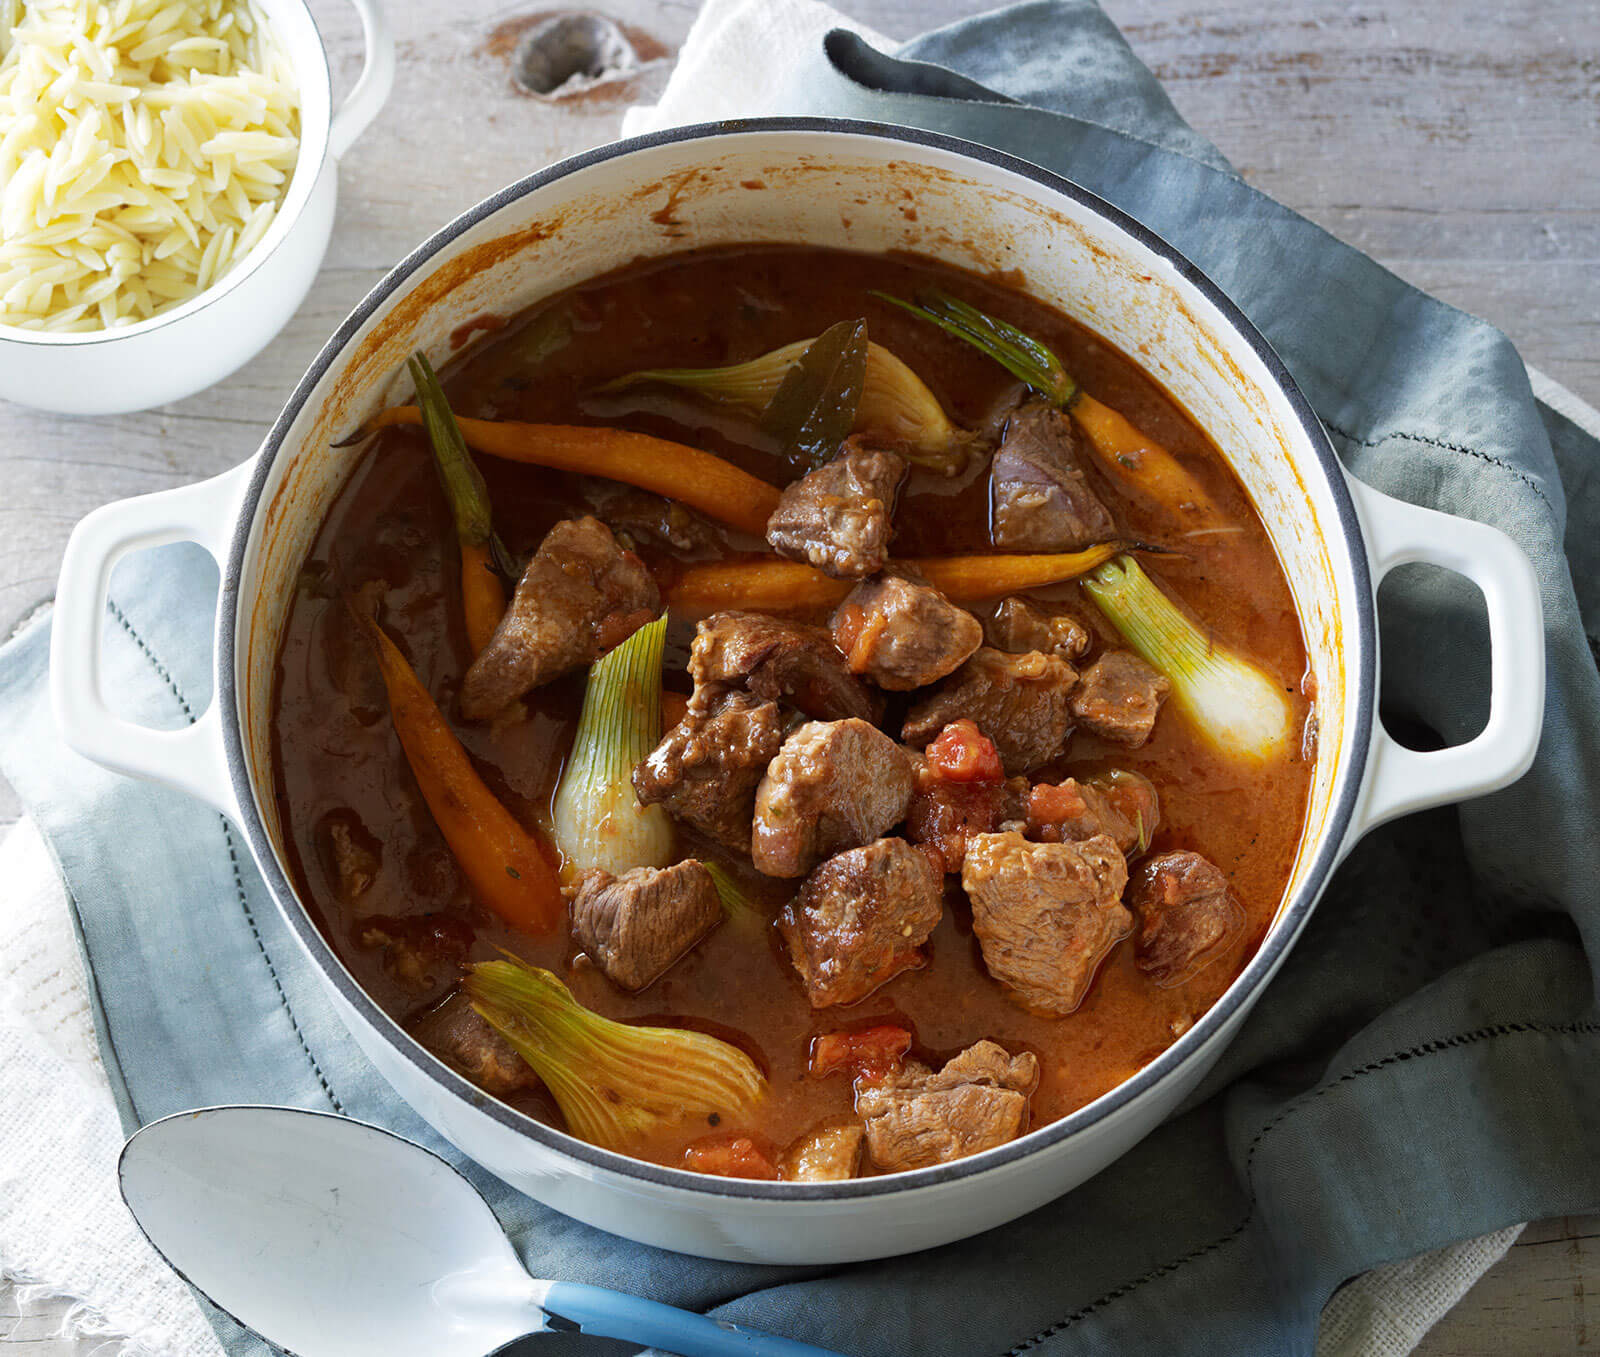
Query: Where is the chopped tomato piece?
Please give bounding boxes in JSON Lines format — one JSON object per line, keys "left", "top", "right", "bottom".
{"left": 682, "top": 1133, "right": 778, "bottom": 1179}
{"left": 809, "top": 1025, "right": 913, "bottom": 1079}
{"left": 905, "top": 778, "right": 1003, "bottom": 874}
{"left": 833, "top": 601, "right": 893, "bottom": 675}
{"left": 1027, "top": 780, "right": 1089, "bottom": 826}
{"left": 925, "top": 719, "right": 1004, "bottom": 783}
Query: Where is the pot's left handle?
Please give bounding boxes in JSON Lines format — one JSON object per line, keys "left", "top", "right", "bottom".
{"left": 1346, "top": 474, "right": 1545, "bottom": 838}
{"left": 50, "top": 462, "right": 257, "bottom": 823}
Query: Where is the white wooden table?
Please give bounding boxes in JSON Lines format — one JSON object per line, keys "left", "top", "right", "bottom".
{"left": 3, "top": 0, "right": 1596, "bottom": 1351}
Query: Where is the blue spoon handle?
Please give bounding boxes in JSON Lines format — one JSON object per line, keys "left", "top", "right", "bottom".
{"left": 541, "top": 1280, "right": 849, "bottom": 1356}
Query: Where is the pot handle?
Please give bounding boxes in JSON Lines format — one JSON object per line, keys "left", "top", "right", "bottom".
{"left": 49, "top": 462, "right": 256, "bottom": 824}
{"left": 1345, "top": 474, "right": 1545, "bottom": 838}
{"left": 328, "top": 0, "right": 395, "bottom": 161}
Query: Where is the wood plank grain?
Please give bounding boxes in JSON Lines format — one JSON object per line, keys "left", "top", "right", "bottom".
{"left": 1416, "top": 1215, "right": 1599, "bottom": 1355}
{"left": 1105, "top": 0, "right": 1600, "bottom": 401}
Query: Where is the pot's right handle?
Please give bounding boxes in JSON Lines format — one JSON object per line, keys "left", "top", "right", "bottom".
{"left": 1346, "top": 474, "right": 1545, "bottom": 838}
{"left": 49, "top": 462, "right": 256, "bottom": 823}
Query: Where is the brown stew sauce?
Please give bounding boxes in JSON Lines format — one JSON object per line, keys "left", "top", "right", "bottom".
{"left": 271, "top": 246, "right": 1314, "bottom": 1171}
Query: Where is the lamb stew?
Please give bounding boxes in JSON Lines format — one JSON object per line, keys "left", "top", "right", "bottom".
{"left": 272, "top": 246, "right": 1314, "bottom": 1182}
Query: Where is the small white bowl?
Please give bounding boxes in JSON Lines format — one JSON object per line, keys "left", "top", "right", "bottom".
{"left": 0, "top": 0, "right": 393, "bottom": 416}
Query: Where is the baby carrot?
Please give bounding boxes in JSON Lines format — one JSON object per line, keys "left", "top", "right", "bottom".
{"left": 355, "top": 606, "right": 562, "bottom": 935}
{"left": 666, "top": 543, "right": 1124, "bottom": 612}
{"left": 1069, "top": 394, "right": 1226, "bottom": 528}
{"left": 459, "top": 539, "right": 505, "bottom": 656}
{"left": 363, "top": 407, "right": 782, "bottom": 538}
{"left": 407, "top": 353, "right": 511, "bottom": 655}
{"left": 874, "top": 289, "right": 1227, "bottom": 528}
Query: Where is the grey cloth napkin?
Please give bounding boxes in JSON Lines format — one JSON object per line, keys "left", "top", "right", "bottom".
{"left": 3, "top": 3, "right": 1598, "bottom": 1354}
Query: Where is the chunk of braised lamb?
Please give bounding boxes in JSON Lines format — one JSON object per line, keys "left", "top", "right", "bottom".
{"left": 829, "top": 569, "right": 983, "bottom": 691}
{"left": 1070, "top": 650, "right": 1171, "bottom": 747}
{"left": 569, "top": 860, "right": 722, "bottom": 992}
{"left": 780, "top": 1122, "right": 866, "bottom": 1182}
{"left": 1021, "top": 771, "right": 1160, "bottom": 856}
{"left": 778, "top": 838, "right": 942, "bottom": 1006}
{"left": 989, "top": 398, "right": 1115, "bottom": 551}
{"left": 985, "top": 594, "right": 1091, "bottom": 662}
{"left": 410, "top": 990, "right": 537, "bottom": 1096}
{"left": 765, "top": 439, "right": 907, "bottom": 579}
{"left": 902, "top": 647, "right": 1077, "bottom": 775}
{"left": 961, "top": 831, "right": 1132, "bottom": 1015}
{"left": 317, "top": 810, "right": 381, "bottom": 901}
{"left": 903, "top": 720, "right": 1008, "bottom": 873}
{"left": 581, "top": 481, "right": 723, "bottom": 555}
{"left": 689, "top": 611, "right": 881, "bottom": 723}
{"left": 1129, "top": 851, "right": 1245, "bottom": 985}
{"left": 358, "top": 913, "right": 473, "bottom": 992}
{"left": 632, "top": 686, "right": 784, "bottom": 852}
{"left": 753, "top": 720, "right": 913, "bottom": 878}
{"left": 855, "top": 1040, "right": 1039, "bottom": 1172}
{"left": 460, "top": 516, "right": 658, "bottom": 719}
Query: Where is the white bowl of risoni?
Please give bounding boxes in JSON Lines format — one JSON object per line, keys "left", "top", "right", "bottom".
{"left": 0, "top": 0, "right": 392, "bottom": 414}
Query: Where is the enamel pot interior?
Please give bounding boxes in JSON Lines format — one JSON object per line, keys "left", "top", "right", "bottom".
{"left": 222, "top": 120, "right": 1373, "bottom": 1209}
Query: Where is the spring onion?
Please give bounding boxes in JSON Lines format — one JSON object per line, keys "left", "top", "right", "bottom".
{"left": 466, "top": 956, "right": 766, "bottom": 1152}
{"left": 603, "top": 336, "right": 973, "bottom": 474}
{"left": 551, "top": 613, "right": 674, "bottom": 878}
{"left": 874, "top": 289, "right": 1227, "bottom": 524}
{"left": 1082, "top": 556, "right": 1293, "bottom": 765}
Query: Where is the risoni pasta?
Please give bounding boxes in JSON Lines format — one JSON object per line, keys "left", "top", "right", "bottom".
{"left": 0, "top": 0, "right": 300, "bottom": 331}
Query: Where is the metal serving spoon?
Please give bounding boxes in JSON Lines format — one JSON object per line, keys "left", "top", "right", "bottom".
{"left": 119, "top": 1106, "right": 847, "bottom": 1357}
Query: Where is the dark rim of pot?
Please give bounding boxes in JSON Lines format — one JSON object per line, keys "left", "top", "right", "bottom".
{"left": 219, "top": 116, "right": 1375, "bottom": 1202}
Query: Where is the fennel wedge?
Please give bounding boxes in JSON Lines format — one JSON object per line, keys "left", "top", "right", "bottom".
{"left": 1082, "top": 556, "right": 1293, "bottom": 765}
{"left": 466, "top": 956, "right": 766, "bottom": 1152}
{"left": 604, "top": 334, "right": 972, "bottom": 474}
{"left": 551, "top": 612, "right": 674, "bottom": 878}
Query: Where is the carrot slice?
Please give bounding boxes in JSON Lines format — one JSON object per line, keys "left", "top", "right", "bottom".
{"left": 459, "top": 540, "right": 505, "bottom": 656}
{"left": 364, "top": 407, "right": 781, "bottom": 538}
{"left": 355, "top": 608, "right": 562, "bottom": 935}
{"left": 666, "top": 543, "right": 1124, "bottom": 612}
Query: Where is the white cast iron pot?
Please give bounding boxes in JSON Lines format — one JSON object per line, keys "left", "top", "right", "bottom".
{"left": 0, "top": 0, "right": 394, "bottom": 415}
{"left": 48, "top": 122, "right": 1546, "bottom": 1264}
